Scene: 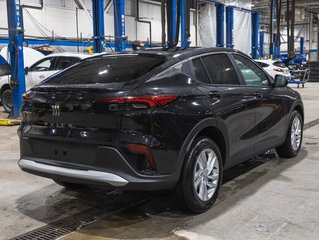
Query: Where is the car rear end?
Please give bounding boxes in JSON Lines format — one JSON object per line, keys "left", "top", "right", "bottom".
{"left": 18, "top": 53, "right": 181, "bottom": 190}
{"left": 272, "top": 60, "right": 291, "bottom": 79}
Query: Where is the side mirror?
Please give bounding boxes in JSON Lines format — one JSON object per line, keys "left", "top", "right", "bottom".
{"left": 0, "top": 64, "right": 10, "bottom": 76}
{"left": 24, "top": 67, "right": 29, "bottom": 75}
{"left": 274, "top": 74, "right": 288, "bottom": 87}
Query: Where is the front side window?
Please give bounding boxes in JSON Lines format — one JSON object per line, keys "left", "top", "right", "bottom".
{"left": 201, "top": 54, "right": 239, "bottom": 85}
{"left": 30, "top": 57, "right": 55, "bottom": 72}
{"left": 233, "top": 54, "right": 269, "bottom": 86}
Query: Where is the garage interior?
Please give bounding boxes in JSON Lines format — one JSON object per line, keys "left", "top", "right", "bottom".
{"left": 1, "top": 0, "right": 319, "bottom": 240}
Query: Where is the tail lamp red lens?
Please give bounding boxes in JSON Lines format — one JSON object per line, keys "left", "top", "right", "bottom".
{"left": 96, "top": 95, "right": 177, "bottom": 107}
{"left": 22, "top": 93, "right": 31, "bottom": 102}
{"left": 127, "top": 144, "right": 157, "bottom": 171}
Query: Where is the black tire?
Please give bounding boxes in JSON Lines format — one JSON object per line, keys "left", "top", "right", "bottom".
{"left": 174, "top": 136, "right": 223, "bottom": 213}
{"left": 1, "top": 88, "right": 13, "bottom": 113}
{"left": 53, "top": 179, "right": 84, "bottom": 189}
{"left": 276, "top": 111, "right": 303, "bottom": 158}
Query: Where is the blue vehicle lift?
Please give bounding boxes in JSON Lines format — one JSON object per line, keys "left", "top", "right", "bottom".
{"left": 251, "top": 11, "right": 259, "bottom": 59}
{"left": 216, "top": 3, "right": 225, "bottom": 48}
{"left": 6, "top": 0, "right": 26, "bottom": 118}
{"left": 113, "top": 0, "right": 126, "bottom": 52}
{"left": 225, "top": 6, "right": 234, "bottom": 49}
{"left": 181, "top": 0, "right": 191, "bottom": 47}
{"left": 259, "top": 31, "right": 264, "bottom": 58}
{"left": 92, "top": 0, "right": 105, "bottom": 53}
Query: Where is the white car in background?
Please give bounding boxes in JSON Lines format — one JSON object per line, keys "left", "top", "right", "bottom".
{"left": 0, "top": 52, "right": 94, "bottom": 113}
{"left": 255, "top": 59, "right": 291, "bottom": 80}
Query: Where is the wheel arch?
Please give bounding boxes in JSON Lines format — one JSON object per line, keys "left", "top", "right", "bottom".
{"left": 176, "top": 118, "right": 229, "bottom": 178}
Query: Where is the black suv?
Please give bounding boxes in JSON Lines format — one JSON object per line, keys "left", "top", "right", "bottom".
{"left": 18, "top": 48, "right": 304, "bottom": 213}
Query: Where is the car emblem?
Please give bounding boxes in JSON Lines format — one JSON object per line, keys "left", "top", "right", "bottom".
{"left": 52, "top": 105, "right": 61, "bottom": 117}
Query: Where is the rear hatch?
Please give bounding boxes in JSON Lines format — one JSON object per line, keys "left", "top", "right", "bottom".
{"left": 20, "top": 54, "right": 166, "bottom": 138}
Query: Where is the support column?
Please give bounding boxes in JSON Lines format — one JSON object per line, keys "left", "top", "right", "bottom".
{"left": 6, "top": 0, "right": 25, "bottom": 117}
{"left": 251, "top": 11, "right": 259, "bottom": 59}
{"left": 226, "top": 6, "right": 234, "bottom": 49}
{"left": 92, "top": 0, "right": 105, "bottom": 53}
{"left": 300, "top": 37, "right": 304, "bottom": 55}
{"left": 113, "top": 0, "right": 126, "bottom": 52}
{"left": 167, "top": 0, "right": 177, "bottom": 48}
{"left": 259, "top": 31, "right": 264, "bottom": 58}
{"left": 269, "top": 0, "right": 274, "bottom": 58}
{"left": 181, "top": 0, "right": 190, "bottom": 47}
{"left": 216, "top": 3, "right": 225, "bottom": 48}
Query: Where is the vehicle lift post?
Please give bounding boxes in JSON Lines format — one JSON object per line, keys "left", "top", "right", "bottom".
{"left": 226, "top": 6, "right": 234, "bottom": 49}
{"left": 6, "top": 0, "right": 26, "bottom": 117}
{"left": 113, "top": 0, "right": 126, "bottom": 51}
{"left": 216, "top": 3, "right": 225, "bottom": 48}
{"left": 251, "top": 11, "right": 259, "bottom": 59}
{"left": 300, "top": 37, "right": 304, "bottom": 55}
{"left": 92, "top": 0, "right": 105, "bottom": 53}
{"left": 259, "top": 31, "right": 265, "bottom": 58}
{"left": 181, "top": 0, "right": 191, "bottom": 48}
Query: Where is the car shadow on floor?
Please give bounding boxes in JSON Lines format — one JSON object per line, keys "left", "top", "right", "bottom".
{"left": 15, "top": 148, "right": 308, "bottom": 239}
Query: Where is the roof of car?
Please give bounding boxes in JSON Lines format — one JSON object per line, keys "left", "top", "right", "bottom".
{"left": 46, "top": 52, "right": 102, "bottom": 59}
{"left": 255, "top": 59, "right": 282, "bottom": 63}
{"left": 137, "top": 47, "right": 240, "bottom": 59}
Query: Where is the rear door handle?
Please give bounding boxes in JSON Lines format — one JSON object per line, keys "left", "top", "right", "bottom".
{"left": 254, "top": 93, "right": 263, "bottom": 99}
{"left": 209, "top": 91, "right": 221, "bottom": 99}
{"left": 39, "top": 75, "right": 45, "bottom": 79}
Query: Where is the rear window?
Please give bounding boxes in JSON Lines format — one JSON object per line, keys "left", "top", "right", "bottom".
{"left": 44, "top": 55, "right": 164, "bottom": 85}
{"left": 273, "top": 61, "right": 286, "bottom": 68}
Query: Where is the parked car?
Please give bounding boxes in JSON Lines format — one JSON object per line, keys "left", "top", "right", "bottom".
{"left": 255, "top": 59, "right": 291, "bottom": 80}
{"left": 18, "top": 48, "right": 304, "bottom": 213}
{"left": 0, "top": 52, "right": 93, "bottom": 112}
{"left": 0, "top": 46, "right": 44, "bottom": 111}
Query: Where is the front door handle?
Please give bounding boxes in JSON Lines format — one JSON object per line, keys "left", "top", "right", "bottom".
{"left": 39, "top": 75, "right": 45, "bottom": 79}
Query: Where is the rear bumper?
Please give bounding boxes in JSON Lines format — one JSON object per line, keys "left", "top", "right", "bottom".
{"left": 19, "top": 159, "right": 129, "bottom": 187}
{"left": 19, "top": 137, "right": 179, "bottom": 190}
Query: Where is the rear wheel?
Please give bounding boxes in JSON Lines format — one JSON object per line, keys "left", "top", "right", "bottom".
{"left": 1, "top": 89, "right": 13, "bottom": 113}
{"left": 174, "top": 137, "right": 223, "bottom": 213}
{"left": 276, "top": 111, "right": 303, "bottom": 158}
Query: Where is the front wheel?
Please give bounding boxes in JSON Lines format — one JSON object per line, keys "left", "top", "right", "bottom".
{"left": 1, "top": 89, "right": 13, "bottom": 113}
{"left": 174, "top": 137, "right": 223, "bottom": 213}
{"left": 276, "top": 111, "right": 303, "bottom": 158}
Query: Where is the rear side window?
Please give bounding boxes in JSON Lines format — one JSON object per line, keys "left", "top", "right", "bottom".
{"left": 192, "top": 58, "right": 211, "bottom": 84}
{"left": 156, "top": 60, "right": 192, "bottom": 79}
{"left": 44, "top": 55, "right": 165, "bottom": 84}
{"left": 201, "top": 54, "right": 239, "bottom": 85}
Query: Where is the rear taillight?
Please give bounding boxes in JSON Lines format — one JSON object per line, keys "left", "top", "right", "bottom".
{"left": 22, "top": 93, "right": 31, "bottom": 102}
{"left": 96, "top": 95, "right": 177, "bottom": 108}
{"left": 273, "top": 67, "right": 283, "bottom": 72}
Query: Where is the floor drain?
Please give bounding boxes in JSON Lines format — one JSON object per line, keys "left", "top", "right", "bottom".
{"left": 10, "top": 192, "right": 156, "bottom": 240}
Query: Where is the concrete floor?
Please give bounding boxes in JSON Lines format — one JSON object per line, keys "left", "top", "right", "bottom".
{"left": 1, "top": 83, "right": 319, "bottom": 240}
